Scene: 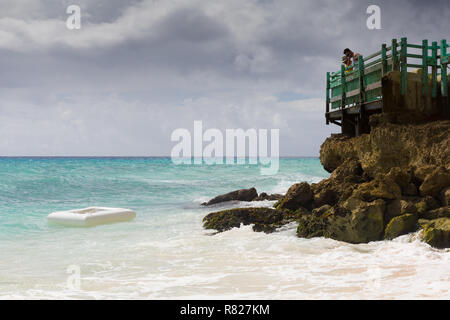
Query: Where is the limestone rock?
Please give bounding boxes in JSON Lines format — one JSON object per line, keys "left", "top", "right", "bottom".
{"left": 419, "top": 166, "right": 450, "bottom": 197}
{"left": 320, "top": 119, "right": 450, "bottom": 176}
{"left": 386, "top": 167, "right": 412, "bottom": 189}
{"left": 421, "top": 218, "right": 450, "bottom": 248}
{"left": 275, "top": 182, "right": 313, "bottom": 211}
{"left": 441, "top": 187, "right": 450, "bottom": 206}
{"left": 202, "top": 188, "right": 258, "bottom": 206}
{"left": 385, "top": 199, "right": 417, "bottom": 223}
{"left": 311, "top": 204, "right": 331, "bottom": 216}
{"left": 403, "top": 183, "right": 418, "bottom": 196}
{"left": 420, "top": 206, "right": 450, "bottom": 220}
{"left": 414, "top": 165, "right": 437, "bottom": 182}
{"left": 253, "top": 192, "right": 283, "bottom": 201}
{"left": 352, "top": 175, "right": 401, "bottom": 202}
{"left": 313, "top": 188, "right": 337, "bottom": 208}
{"left": 297, "top": 199, "right": 385, "bottom": 244}
{"left": 203, "top": 207, "right": 286, "bottom": 233}
{"left": 384, "top": 214, "right": 418, "bottom": 240}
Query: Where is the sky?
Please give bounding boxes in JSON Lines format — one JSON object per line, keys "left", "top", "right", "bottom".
{"left": 0, "top": 0, "right": 449, "bottom": 156}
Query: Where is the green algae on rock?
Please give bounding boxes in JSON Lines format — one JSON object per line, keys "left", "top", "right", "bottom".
{"left": 202, "top": 115, "right": 450, "bottom": 248}
{"left": 275, "top": 182, "right": 313, "bottom": 211}
{"left": 421, "top": 218, "right": 450, "bottom": 249}
{"left": 297, "top": 199, "right": 385, "bottom": 244}
{"left": 203, "top": 207, "right": 306, "bottom": 233}
{"left": 384, "top": 214, "right": 418, "bottom": 240}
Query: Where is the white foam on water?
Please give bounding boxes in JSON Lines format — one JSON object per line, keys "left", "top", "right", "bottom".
{"left": 2, "top": 214, "right": 449, "bottom": 300}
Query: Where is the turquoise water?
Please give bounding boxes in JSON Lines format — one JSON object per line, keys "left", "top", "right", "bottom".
{"left": 0, "top": 157, "right": 327, "bottom": 239}
{"left": 1, "top": 157, "right": 449, "bottom": 299}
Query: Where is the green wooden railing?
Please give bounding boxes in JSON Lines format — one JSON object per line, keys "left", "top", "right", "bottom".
{"left": 326, "top": 37, "right": 449, "bottom": 114}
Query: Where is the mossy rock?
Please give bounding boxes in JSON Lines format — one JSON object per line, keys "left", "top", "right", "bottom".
{"left": 203, "top": 207, "right": 303, "bottom": 233}
{"left": 385, "top": 199, "right": 417, "bottom": 223}
{"left": 352, "top": 176, "right": 401, "bottom": 201}
{"left": 386, "top": 167, "right": 412, "bottom": 189}
{"left": 384, "top": 214, "right": 418, "bottom": 240}
{"left": 297, "top": 199, "right": 385, "bottom": 244}
{"left": 420, "top": 206, "right": 450, "bottom": 220}
{"left": 202, "top": 188, "right": 258, "bottom": 206}
{"left": 275, "top": 182, "right": 313, "bottom": 211}
{"left": 441, "top": 187, "right": 450, "bottom": 206}
{"left": 421, "top": 218, "right": 450, "bottom": 249}
{"left": 414, "top": 165, "right": 437, "bottom": 182}
{"left": 419, "top": 166, "right": 450, "bottom": 197}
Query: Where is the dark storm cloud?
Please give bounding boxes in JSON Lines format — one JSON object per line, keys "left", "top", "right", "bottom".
{"left": 0, "top": 0, "right": 448, "bottom": 156}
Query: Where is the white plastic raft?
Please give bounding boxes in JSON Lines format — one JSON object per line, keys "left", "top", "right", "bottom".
{"left": 47, "top": 207, "right": 136, "bottom": 227}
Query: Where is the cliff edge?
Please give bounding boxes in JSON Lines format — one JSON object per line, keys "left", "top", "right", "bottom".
{"left": 203, "top": 114, "right": 450, "bottom": 249}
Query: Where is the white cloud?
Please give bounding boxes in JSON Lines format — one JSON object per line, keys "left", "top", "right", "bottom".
{"left": 0, "top": 0, "right": 448, "bottom": 156}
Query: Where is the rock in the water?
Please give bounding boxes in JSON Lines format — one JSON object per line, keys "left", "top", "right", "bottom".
{"left": 313, "top": 188, "right": 337, "bottom": 207}
{"left": 421, "top": 218, "right": 450, "bottom": 248}
{"left": 385, "top": 199, "right": 417, "bottom": 223}
{"left": 384, "top": 214, "right": 418, "bottom": 240}
{"left": 202, "top": 188, "right": 258, "bottom": 206}
{"left": 275, "top": 182, "right": 313, "bottom": 211}
{"left": 253, "top": 192, "right": 283, "bottom": 201}
{"left": 203, "top": 207, "right": 302, "bottom": 233}
{"left": 311, "top": 159, "right": 365, "bottom": 208}
{"left": 419, "top": 166, "right": 450, "bottom": 197}
{"left": 297, "top": 199, "right": 385, "bottom": 244}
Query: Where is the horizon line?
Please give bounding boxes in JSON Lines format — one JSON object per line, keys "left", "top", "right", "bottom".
{"left": 0, "top": 155, "right": 319, "bottom": 158}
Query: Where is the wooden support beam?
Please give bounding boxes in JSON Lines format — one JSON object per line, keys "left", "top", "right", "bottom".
{"left": 326, "top": 72, "right": 330, "bottom": 124}
{"left": 359, "top": 55, "right": 365, "bottom": 104}
{"left": 441, "top": 39, "right": 448, "bottom": 97}
{"left": 431, "top": 41, "right": 438, "bottom": 98}
{"left": 400, "top": 37, "right": 408, "bottom": 95}
{"left": 391, "top": 39, "right": 399, "bottom": 71}
{"left": 381, "top": 44, "right": 387, "bottom": 76}
{"left": 422, "top": 39, "right": 428, "bottom": 96}
{"left": 341, "top": 64, "right": 346, "bottom": 109}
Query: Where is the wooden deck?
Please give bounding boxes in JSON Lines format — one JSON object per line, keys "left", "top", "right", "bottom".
{"left": 325, "top": 37, "right": 449, "bottom": 136}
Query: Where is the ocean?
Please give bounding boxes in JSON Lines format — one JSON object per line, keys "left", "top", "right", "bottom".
{"left": 0, "top": 157, "right": 448, "bottom": 299}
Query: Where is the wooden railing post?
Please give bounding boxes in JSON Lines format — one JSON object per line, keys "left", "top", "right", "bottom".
{"left": 400, "top": 37, "right": 408, "bottom": 95}
{"left": 392, "top": 39, "right": 399, "bottom": 71}
{"left": 431, "top": 41, "right": 438, "bottom": 98}
{"left": 358, "top": 55, "right": 365, "bottom": 104}
{"left": 341, "top": 64, "right": 346, "bottom": 109}
{"left": 441, "top": 39, "right": 448, "bottom": 98}
{"left": 326, "top": 72, "right": 330, "bottom": 124}
{"left": 422, "top": 39, "right": 428, "bottom": 96}
{"left": 381, "top": 44, "right": 387, "bottom": 75}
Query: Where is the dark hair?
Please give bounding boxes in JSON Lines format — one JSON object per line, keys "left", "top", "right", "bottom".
{"left": 343, "top": 48, "right": 351, "bottom": 55}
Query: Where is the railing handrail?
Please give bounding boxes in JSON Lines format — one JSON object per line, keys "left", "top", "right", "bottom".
{"left": 326, "top": 37, "right": 449, "bottom": 116}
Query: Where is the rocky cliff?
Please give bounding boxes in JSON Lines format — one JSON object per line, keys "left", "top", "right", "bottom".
{"left": 203, "top": 114, "right": 450, "bottom": 249}
{"left": 320, "top": 114, "right": 450, "bottom": 176}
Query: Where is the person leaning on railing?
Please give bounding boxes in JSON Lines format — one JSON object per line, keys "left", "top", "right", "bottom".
{"left": 342, "top": 48, "right": 360, "bottom": 73}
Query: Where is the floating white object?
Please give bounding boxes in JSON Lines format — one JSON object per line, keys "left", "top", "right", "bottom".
{"left": 47, "top": 207, "right": 136, "bottom": 227}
